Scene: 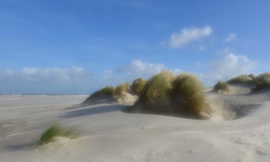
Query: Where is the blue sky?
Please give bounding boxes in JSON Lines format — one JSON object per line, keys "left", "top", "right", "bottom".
{"left": 0, "top": 0, "right": 269, "bottom": 94}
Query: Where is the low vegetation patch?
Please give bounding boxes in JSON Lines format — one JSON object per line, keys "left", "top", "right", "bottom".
{"left": 248, "top": 74, "right": 256, "bottom": 80}
{"left": 36, "top": 124, "right": 76, "bottom": 146}
{"left": 85, "top": 86, "right": 115, "bottom": 102}
{"left": 214, "top": 81, "right": 230, "bottom": 91}
{"left": 254, "top": 73, "right": 270, "bottom": 91}
{"left": 140, "top": 71, "right": 173, "bottom": 102}
{"left": 171, "top": 74, "right": 212, "bottom": 119}
{"left": 131, "top": 78, "right": 146, "bottom": 95}
{"left": 227, "top": 74, "right": 254, "bottom": 84}
{"left": 133, "top": 71, "right": 212, "bottom": 119}
{"left": 114, "top": 82, "right": 130, "bottom": 96}
{"left": 137, "top": 71, "right": 174, "bottom": 113}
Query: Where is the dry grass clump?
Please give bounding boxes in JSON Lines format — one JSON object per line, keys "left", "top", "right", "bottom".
{"left": 84, "top": 86, "right": 115, "bottom": 103}
{"left": 114, "top": 82, "right": 130, "bottom": 96}
{"left": 254, "top": 73, "right": 270, "bottom": 91}
{"left": 227, "top": 74, "right": 254, "bottom": 84}
{"left": 171, "top": 74, "right": 212, "bottom": 119}
{"left": 133, "top": 71, "right": 212, "bottom": 119}
{"left": 36, "top": 124, "right": 76, "bottom": 146}
{"left": 140, "top": 71, "right": 174, "bottom": 102}
{"left": 131, "top": 78, "right": 146, "bottom": 95}
{"left": 137, "top": 71, "right": 174, "bottom": 112}
{"left": 214, "top": 81, "right": 230, "bottom": 91}
{"left": 89, "top": 86, "right": 115, "bottom": 99}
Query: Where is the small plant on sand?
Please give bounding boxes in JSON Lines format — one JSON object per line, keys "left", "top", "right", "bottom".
{"left": 172, "top": 74, "right": 212, "bottom": 119}
{"left": 114, "top": 82, "right": 130, "bottom": 96}
{"left": 227, "top": 74, "right": 254, "bottom": 84}
{"left": 131, "top": 78, "right": 146, "bottom": 95}
{"left": 86, "top": 86, "right": 115, "bottom": 100}
{"left": 254, "top": 73, "right": 270, "bottom": 91}
{"left": 214, "top": 81, "right": 229, "bottom": 91}
{"left": 36, "top": 124, "right": 76, "bottom": 146}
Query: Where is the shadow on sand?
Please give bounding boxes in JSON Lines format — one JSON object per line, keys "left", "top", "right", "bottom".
{"left": 6, "top": 143, "right": 33, "bottom": 151}
{"left": 61, "top": 104, "right": 130, "bottom": 118}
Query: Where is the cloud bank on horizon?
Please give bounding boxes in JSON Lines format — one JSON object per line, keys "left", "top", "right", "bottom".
{"left": 0, "top": 53, "right": 258, "bottom": 94}
{"left": 0, "top": 0, "right": 269, "bottom": 94}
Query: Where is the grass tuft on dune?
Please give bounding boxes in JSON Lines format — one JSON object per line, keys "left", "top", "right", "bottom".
{"left": 36, "top": 124, "right": 76, "bottom": 146}
{"left": 172, "top": 74, "right": 212, "bottom": 119}
{"left": 114, "top": 82, "right": 130, "bottom": 96}
{"left": 254, "top": 73, "right": 270, "bottom": 91}
{"left": 140, "top": 71, "right": 173, "bottom": 102}
{"left": 133, "top": 71, "right": 212, "bottom": 119}
{"left": 131, "top": 78, "right": 146, "bottom": 96}
{"left": 214, "top": 81, "right": 230, "bottom": 91}
{"left": 85, "top": 86, "right": 115, "bottom": 102}
{"left": 227, "top": 74, "right": 254, "bottom": 84}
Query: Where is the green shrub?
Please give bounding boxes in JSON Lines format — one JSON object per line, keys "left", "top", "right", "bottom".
{"left": 131, "top": 78, "right": 146, "bottom": 95}
{"left": 214, "top": 81, "right": 229, "bottom": 91}
{"left": 36, "top": 124, "right": 76, "bottom": 146}
{"left": 114, "top": 82, "right": 130, "bottom": 96}
{"left": 227, "top": 74, "right": 254, "bottom": 84}
{"left": 254, "top": 73, "right": 270, "bottom": 91}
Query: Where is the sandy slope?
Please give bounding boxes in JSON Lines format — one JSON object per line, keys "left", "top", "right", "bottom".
{"left": 1, "top": 88, "right": 270, "bottom": 162}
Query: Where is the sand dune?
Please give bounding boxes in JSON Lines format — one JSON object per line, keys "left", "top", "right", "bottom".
{"left": 1, "top": 86, "right": 270, "bottom": 162}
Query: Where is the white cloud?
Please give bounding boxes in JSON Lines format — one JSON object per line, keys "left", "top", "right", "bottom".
{"left": 195, "top": 62, "right": 205, "bottom": 68}
{"left": 117, "top": 60, "right": 181, "bottom": 80}
{"left": 225, "top": 33, "right": 237, "bottom": 42}
{"left": 169, "top": 26, "right": 212, "bottom": 48}
{"left": 0, "top": 67, "right": 93, "bottom": 94}
{"left": 216, "top": 47, "right": 231, "bottom": 55}
{"left": 199, "top": 46, "right": 205, "bottom": 51}
{"left": 200, "top": 53, "right": 257, "bottom": 86}
{"left": 0, "top": 56, "right": 258, "bottom": 94}
{"left": 103, "top": 70, "right": 112, "bottom": 79}
{"left": 122, "top": 60, "right": 167, "bottom": 77}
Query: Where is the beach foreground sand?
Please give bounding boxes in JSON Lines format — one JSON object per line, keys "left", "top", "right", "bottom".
{"left": 1, "top": 88, "right": 270, "bottom": 162}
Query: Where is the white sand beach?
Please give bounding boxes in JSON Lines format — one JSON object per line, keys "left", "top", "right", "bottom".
{"left": 1, "top": 85, "right": 270, "bottom": 162}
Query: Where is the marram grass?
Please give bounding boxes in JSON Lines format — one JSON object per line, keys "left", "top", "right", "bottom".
{"left": 114, "top": 82, "right": 130, "bottom": 96}
{"left": 36, "top": 124, "right": 76, "bottom": 146}
{"left": 227, "top": 74, "right": 254, "bottom": 84}
{"left": 134, "top": 71, "right": 212, "bottom": 119}
{"left": 172, "top": 74, "right": 212, "bottom": 119}
{"left": 131, "top": 78, "right": 146, "bottom": 95}
{"left": 86, "top": 86, "right": 115, "bottom": 101}
{"left": 140, "top": 71, "right": 174, "bottom": 102}
{"left": 254, "top": 73, "right": 270, "bottom": 91}
{"left": 214, "top": 81, "right": 230, "bottom": 91}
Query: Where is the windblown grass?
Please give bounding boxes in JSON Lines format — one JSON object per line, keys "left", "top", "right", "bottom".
{"left": 254, "top": 73, "right": 270, "bottom": 91}
{"left": 172, "top": 74, "right": 212, "bottom": 119}
{"left": 140, "top": 71, "right": 174, "bottom": 102}
{"left": 227, "top": 74, "right": 254, "bottom": 84}
{"left": 131, "top": 78, "right": 146, "bottom": 95}
{"left": 86, "top": 86, "right": 115, "bottom": 101}
{"left": 214, "top": 81, "right": 230, "bottom": 91}
{"left": 133, "top": 71, "right": 212, "bottom": 119}
{"left": 36, "top": 124, "right": 76, "bottom": 146}
{"left": 114, "top": 82, "right": 130, "bottom": 96}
